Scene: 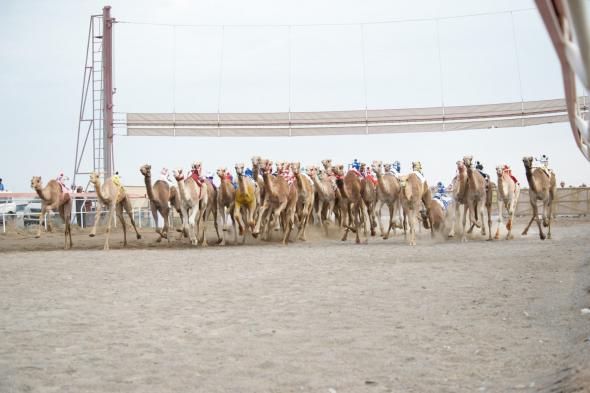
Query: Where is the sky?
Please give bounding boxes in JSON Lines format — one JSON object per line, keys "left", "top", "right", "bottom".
{"left": 1, "top": 0, "right": 589, "bottom": 191}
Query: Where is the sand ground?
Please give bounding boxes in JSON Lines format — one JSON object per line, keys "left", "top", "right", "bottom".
{"left": 0, "top": 219, "right": 589, "bottom": 392}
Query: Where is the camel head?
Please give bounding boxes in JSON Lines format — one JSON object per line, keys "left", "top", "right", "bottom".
{"left": 321, "top": 159, "right": 333, "bottom": 171}
{"left": 371, "top": 160, "right": 382, "bottom": 174}
{"left": 456, "top": 160, "right": 466, "bottom": 172}
{"left": 234, "top": 163, "right": 245, "bottom": 176}
{"left": 332, "top": 164, "right": 345, "bottom": 177}
{"left": 522, "top": 156, "right": 534, "bottom": 170}
{"left": 496, "top": 165, "right": 505, "bottom": 176}
{"left": 291, "top": 162, "right": 301, "bottom": 175}
{"left": 359, "top": 162, "right": 367, "bottom": 173}
{"left": 251, "top": 156, "right": 261, "bottom": 167}
{"left": 173, "top": 169, "right": 184, "bottom": 181}
{"left": 307, "top": 165, "right": 318, "bottom": 177}
{"left": 260, "top": 159, "right": 272, "bottom": 174}
{"left": 462, "top": 156, "right": 474, "bottom": 168}
{"left": 89, "top": 172, "right": 101, "bottom": 184}
{"left": 217, "top": 167, "right": 228, "bottom": 179}
{"left": 383, "top": 163, "right": 392, "bottom": 173}
{"left": 139, "top": 164, "right": 152, "bottom": 177}
{"left": 30, "top": 176, "right": 42, "bottom": 190}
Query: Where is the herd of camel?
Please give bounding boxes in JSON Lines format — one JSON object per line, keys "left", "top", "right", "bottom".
{"left": 29, "top": 155, "right": 557, "bottom": 251}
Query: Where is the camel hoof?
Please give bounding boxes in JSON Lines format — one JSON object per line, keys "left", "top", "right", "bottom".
{"left": 494, "top": 235, "right": 499, "bottom": 240}
{"left": 539, "top": 233, "right": 546, "bottom": 240}
{"left": 156, "top": 237, "right": 162, "bottom": 243}
{"left": 89, "top": 233, "right": 95, "bottom": 238}
{"left": 547, "top": 233, "right": 552, "bottom": 240}
{"left": 35, "top": 235, "right": 41, "bottom": 239}
{"left": 136, "top": 234, "right": 142, "bottom": 240}
{"left": 521, "top": 231, "right": 527, "bottom": 236}
{"left": 506, "top": 234, "right": 514, "bottom": 240}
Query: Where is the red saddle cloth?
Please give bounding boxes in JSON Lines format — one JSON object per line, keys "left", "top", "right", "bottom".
{"left": 365, "top": 174, "right": 379, "bottom": 186}
{"left": 189, "top": 171, "right": 203, "bottom": 187}
{"left": 510, "top": 174, "right": 519, "bottom": 185}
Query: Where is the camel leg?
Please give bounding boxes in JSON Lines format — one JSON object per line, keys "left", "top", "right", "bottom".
{"left": 480, "top": 202, "right": 487, "bottom": 237}
{"left": 546, "top": 198, "right": 553, "bottom": 240}
{"left": 233, "top": 204, "right": 246, "bottom": 244}
{"left": 408, "top": 209, "right": 416, "bottom": 246}
{"left": 495, "top": 199, "right": 503, "bottom": 240}
{"left": 211, "top": 203, "right": 222, "bottom": 245}
{"left": 282, "top": 207, "right": 296, "bottom": 245}
{"left": 231, "top": 206, "right": 239, "bottom": 244}
{"left": 532, "top": 202, "right": 545, "bottom": 240}
{"left": 486, "top": 204, "right": 493, "bottom": 241}
{"left": 116, "top": 203, "right": 128, "bottom": 247}
{"left": 90, "top": 202, "right": 103, "bottom": 238}
{"left": 375, "top": 201, "right": 385, "bottom": 239}
{"left": 103, "top": 203, "right": 116, "bottom": 251}
{"left": 161, "top": 206, "right": 170, "bottom": 244}
{"left": 461, "top": 204, "right": 468, "bottom": 242}
{"left": 123, "top": 198, "right": 141, "bottom": 240}
{"left": 198, "top": 205, "right": 208, "bottom": 247}
{"left": 448, "top": 202, "right": 460, "bottom": 238}
{"left": 507, "top": 191, "right": 518, "bottom": 240}
{"left": 219, "top": 206, "right": 227, "bottom": 245}
{"left": 36, "top": 205, "right": 48, "bottom": 238}
{"left": 188, "top": 206, "right": 199, "bottom": 246}
{"left": 272, "top": 202, "right": 288, "bottom": 243}
{"left": 179, "top": 205, "right": 190, "bottom": 241}
{"left": 521, "top": 200, "right": 537, "bottom": 236}
{"left": 151, "top": 204, "right": 163, "bottom": 242}
{"left": 253, "top": 200, "right": 269, "bottom": 238}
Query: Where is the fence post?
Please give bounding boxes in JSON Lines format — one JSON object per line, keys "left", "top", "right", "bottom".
{"left": 138, "top": 207, "right": 142, "bottom": 228}
{"left": 44, "top": 213, "right": 48, "bottom": 230}
{"left": 2, "top": 211, "right": 5, "bottom": 233}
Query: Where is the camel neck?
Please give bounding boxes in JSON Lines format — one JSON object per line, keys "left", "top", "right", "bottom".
{"left": 175, "top": 177, "right": 186, "bottom": 198}
{"left": 34, "top": 184, "right": 50, "bottom": 202}
{"left": 375, "top": 169, "right": 389, "bottom": 194}
{"left": 93, "top": 180, "right": 107, "bottom": 202}
{"left": 262, "top": 171, "right": 275, "bottom": 198}
{"left": 143, "top": 174, "right": 156, "bottom": 202}
{"left": 237, "top": 174, "right": 248, "bottom": 194}
{"left": 525, "top": 166, "right": 538, "bottom": 193}
{"left": 336, "top": 177, "right": 349, "bottom": 200}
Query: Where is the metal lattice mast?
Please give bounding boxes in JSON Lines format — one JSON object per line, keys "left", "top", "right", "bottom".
{"left": 73, "top": 6, "right": 114, "bottom": 188}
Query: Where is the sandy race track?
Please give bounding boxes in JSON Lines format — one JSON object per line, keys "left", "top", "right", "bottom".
{"left": 0, "top": 219, "right": 589, "bottom": 392}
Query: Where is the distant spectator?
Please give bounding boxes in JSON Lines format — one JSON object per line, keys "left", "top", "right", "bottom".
{"left": 0, "top": 178, "right": 4, "bottom": 191}
{"left": 560, "top": 181, "right": 565, "bottom": 188}
{"left": 75, "top": 186, "right": 84, "bottom": 227}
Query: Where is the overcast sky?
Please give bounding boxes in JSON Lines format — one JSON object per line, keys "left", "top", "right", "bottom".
{"left": 1, "top": 0, "right": 589, "bottom": 191}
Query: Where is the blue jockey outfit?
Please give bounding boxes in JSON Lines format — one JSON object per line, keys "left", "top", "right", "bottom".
{"left": 433, "top": 182, "right": 452, "bottom": 211}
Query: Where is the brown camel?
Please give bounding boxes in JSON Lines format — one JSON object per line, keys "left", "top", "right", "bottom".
{"left": 30, "top": 176, "right": 73, "bottom": 249}
{"left": 421, "top": 198, "right": 447, "bottom": 237}
{"left": 462, "top": 156, "right": 492, "bottom": 241}
{"left": 521, "top": 156, "right": 557, "bottom": 240}
{"left": 291, "top": 162, "right": 315, "bottom": 241}
{"left": 234, "top": 163, "right": 258, "bottom": 244}
{"left": 332, "top": 164, "right": 366, "bottom": 244}
{"left": 359, "top": 162, "right": 378, "bottom": 236}
{"left": 321, "top": 158, "right": 343, "bottom": 227}
{"left": 398, "top": 173, "right": 429, "bottom": 246}
{"left": 216, "top": 167, "right": 237, "bottom": 245}
{"left": 448, "top": 160, "right": 468, "bottom": 238}
{"left": 139, "top": 165, "right": 181, "bottom": 243}
{"left": 372, "top": 160, "right": 402, "bottom": 239}
{"left": 89, "top": 172, "right": 141, "bottom": 250}
{"left": 307, "top": 165, "right": 336, "bottom": 234}
{"left": 253, "top": 159, "right": 298, "bottom": 244}
{"left": 495, "top": 165, "right": 520, "bottom": 240}
{"left": 250, "top": 156, "right": 264, "bottom": 212}
{"left": 200, "top": 178, "right": 221, "bottom": 246}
